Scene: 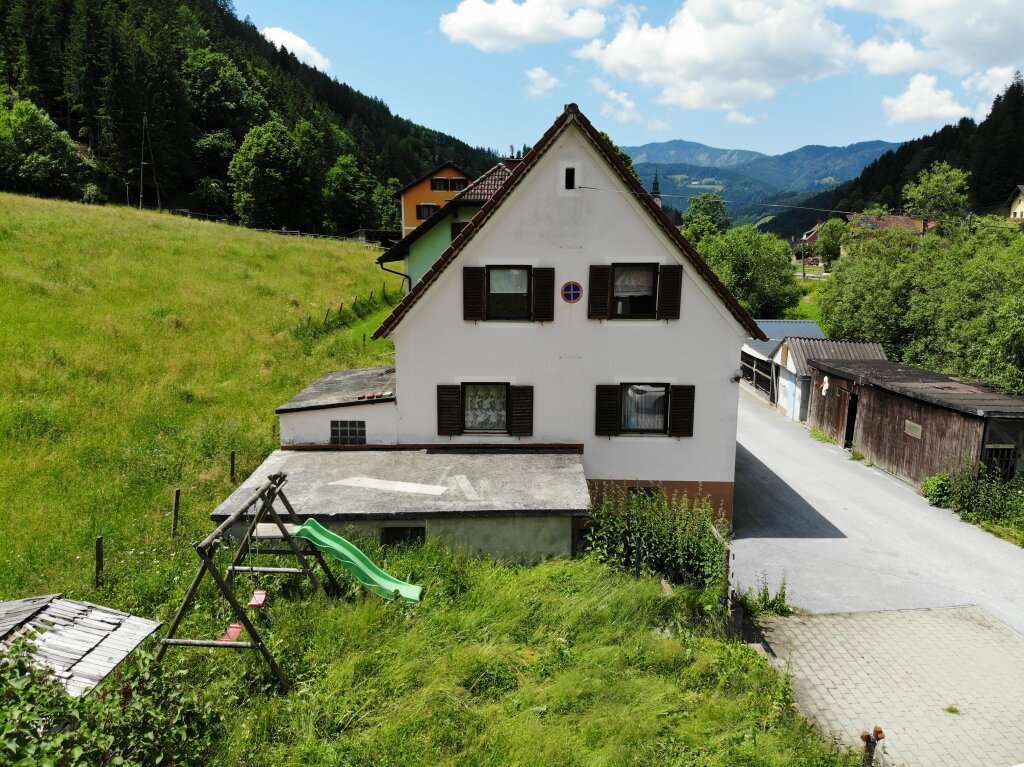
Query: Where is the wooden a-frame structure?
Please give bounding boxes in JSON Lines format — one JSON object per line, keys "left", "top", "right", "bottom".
{"left": 155, "top": 472, "right": 339, "bottom": 691}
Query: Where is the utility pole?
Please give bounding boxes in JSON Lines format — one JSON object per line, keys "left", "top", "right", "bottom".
{"left": 139, "top": 113, "right": 147, "bottom": 210}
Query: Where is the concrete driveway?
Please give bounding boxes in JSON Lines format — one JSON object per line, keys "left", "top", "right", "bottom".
{"left": 733, "top": 389, "right": 1024, "bottom": 766}
{"left": 733, "top": 387, "right": 1024, "bottom": 633}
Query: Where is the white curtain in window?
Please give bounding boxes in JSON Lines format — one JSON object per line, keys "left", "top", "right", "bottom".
{"left": 490, "top": 268, "right": 529, "bottom": 294}
{"left": 464, "top": 384, "right": 507, "bottom": 431}
{"left": 622, "top": 385, "right": 666, "bottom": 430}
{"left": 614, "top": 266, "right": 655, "bottom": 296}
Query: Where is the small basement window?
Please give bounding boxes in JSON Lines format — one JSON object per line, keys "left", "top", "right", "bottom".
{"left": 620, "top": 383, "right": 668, "bottom": 433}
{"left": 449, "top": 178, "right": 467, "bottom": 192}
{"left": 416, "top": 203, "right": 440, "bottom": 220}
{"left": 330, "top": 420, "right": 366, "bottom": 445}
{"left": 381, "top": 526, "right": 425, "bottom": 546}
{"left": 463, "top": 383, "right": 508, "bottom": 433}
{"left": 612, "top": 263, "right": 658, "bottom": 318}
{"left": 430, "top": 177, "right": 450, "bottom": 192}
{"left": 486, "top": 266, "right": 531, "bottom": 320}
{"left": 564, "top": 167, "right": 576, "bottom": 189}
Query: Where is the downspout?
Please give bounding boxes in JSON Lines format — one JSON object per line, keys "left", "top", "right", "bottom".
{"left": 378, "top": 260, "right": 412, "bottom": 293}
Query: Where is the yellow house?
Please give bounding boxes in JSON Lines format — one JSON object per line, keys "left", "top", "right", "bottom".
{"left": 397, "top": 162, "right": 470, "bottom": 236}
{"left": 1008, "top": 185, "right": 1024, "bottom": 220}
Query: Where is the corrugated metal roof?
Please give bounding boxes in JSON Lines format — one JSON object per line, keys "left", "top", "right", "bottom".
{"left": 755, "top": 319, "right": 826, "bottom": 340}
{"left": 808, "top": 359, "right": 1024, "bottom": 418}
{"left": 0, "top": 595, "right": 160, "bottom": 697}
{"left": 787, "top": 338, "right": 887, "bottom": 377}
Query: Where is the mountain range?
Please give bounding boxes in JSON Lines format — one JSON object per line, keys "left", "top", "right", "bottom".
{"left": 623, "top": 138, "right": 900, "bottom": 223}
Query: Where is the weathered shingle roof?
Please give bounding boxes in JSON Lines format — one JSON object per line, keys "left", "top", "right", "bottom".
{"left": 0, "top": 595, "right": 160, "bottom": 697}
{"left": 755, "top": 319, "right": 826, "bottom": 340}
{"left": 457, "top": 162, "right": 515, "bottom": 202}
{"left": 374, "top": 104, "right": 764, "bottom": 340}
{"left": 808, "top": 359, "right": 1024, "bottom": 418}
{"left": 276, "top": 367, "right": 396, "bottom": 413}
{"left": 786, "top": 338, "right": 887, "bottom": 377}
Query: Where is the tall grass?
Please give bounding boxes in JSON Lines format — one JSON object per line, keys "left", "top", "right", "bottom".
{"left": 0, "top": 194, "right": 401, "bottom": 598}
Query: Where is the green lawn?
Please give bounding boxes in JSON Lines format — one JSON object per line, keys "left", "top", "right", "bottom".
{"left": 0, "top": 194, "right": 854, "bottom": 766}
{"left": 784, "top": 278, "right": 823, "bottom": 323}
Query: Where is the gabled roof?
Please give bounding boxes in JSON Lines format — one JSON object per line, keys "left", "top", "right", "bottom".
{"left": 378, "top": 162, "right": 516, "bottom": 265}
{"left": 395, "top": 161, "right": 471, "bottom": 196}
{"left": 374, "top": 104, "right": 764, "bottom": 340}
{"left": 785, "top": 338, "right": 886, "bottom": 378}
{"left": 1006, "top": 185, "right": 1024, "bottom": 205}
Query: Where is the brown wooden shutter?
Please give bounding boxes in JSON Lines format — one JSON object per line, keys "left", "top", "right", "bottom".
{"left": 588, "top": 265, "right": 611, "bottom": 319}
{"left": 595, "top": 385, "right": 621, "bottom": 436}
{"left": 669, "top": 385, "right": 695, "bottom": 437}
{"left": 463, "top": 267, "right": 486, "bottom": 321}
{"left": 508, "top": 386, "right": 534, "bottom": 436}
{"left": 437, "top": 385, "right": 463, "bottom": 435}
{"left": 532, "top": 268, "right": 555, "bottom": 322}
{"left": 657, "top": 264, "right": 683, "bottom": 320}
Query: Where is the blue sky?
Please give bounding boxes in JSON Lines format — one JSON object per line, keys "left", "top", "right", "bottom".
{"left": 234, "top": 1, "right": 1022, "bottom": 156}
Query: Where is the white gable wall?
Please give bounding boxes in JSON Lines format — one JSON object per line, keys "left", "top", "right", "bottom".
{"left": 389, "top": 122, "right": 746, "bottom": 486}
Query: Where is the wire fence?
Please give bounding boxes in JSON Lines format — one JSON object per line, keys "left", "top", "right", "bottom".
{"left": 167, "top": 209, "right": 398, "bottom": 245}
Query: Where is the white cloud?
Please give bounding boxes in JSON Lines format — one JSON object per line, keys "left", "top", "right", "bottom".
{"left": 525, "top": 66, "right": 560, "bottom": 97}
{"left": 856, "top": 38, "right": 928, "bottom": 75}
{"left": 647, "top": 118, "right": 670, "bottom": 132}
{"left": 882, "top": 73, "right": 968, "bottom": 123}
{"left": 962, "top": 65, "right": 1016, "bottom": 97}
{"left": 591, "top": 77, "right": 641, "bottom": 123}
{"left": 440, "top": 0, "right": 610, "bottom": 52}
{"left": 261, "top": 27, "right": 330, "bottom": 71}
{"left": 832, "top": 1, "right": 1024, "bottom": 75}
{"left": 578, "top": 1, "right": 855, "bottom": 112}
{"left": 727, "top": 110, "right": 756, "bottom": 125}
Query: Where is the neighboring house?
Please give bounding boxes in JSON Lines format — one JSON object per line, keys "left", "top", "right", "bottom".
{"left": 1007, "top": 185, "right": 1024, "bottom": 220}
{"left": 378, "top": 161, "right": 519, "bottom": 289}
{"left": 218, "top": 104, "right": 764, "bottom": 561}
{"left": 807, "top": 359, "right": 1024, "bottom": 486}
{"left": 397, "top": 162, "right": 471, "bottom": 236}
{"left": 741, "top": 320, "right": 826, "bottom": 403}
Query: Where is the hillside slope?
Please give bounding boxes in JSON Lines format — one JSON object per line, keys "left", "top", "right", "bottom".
{"left": 0, "top": 193, "right": 401, "bottom": 598}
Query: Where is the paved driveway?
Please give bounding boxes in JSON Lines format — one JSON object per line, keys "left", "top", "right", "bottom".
{"left": 733, "top": 389, "right": 1024, "bottom": 766}
{"left": 733, "top": 387, "right": 1024, "bottom": 633}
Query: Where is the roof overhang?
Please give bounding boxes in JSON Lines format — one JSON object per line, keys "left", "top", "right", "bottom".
{"left": 211, "top": 449, "right": 592, "bottom": 521}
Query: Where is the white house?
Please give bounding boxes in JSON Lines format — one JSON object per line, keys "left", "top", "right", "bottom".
{"left": 224, "top": 104, "right": 764, "bottom": 560}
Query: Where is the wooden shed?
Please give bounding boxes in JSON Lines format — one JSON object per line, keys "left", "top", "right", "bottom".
{"left": 806, "top": 359, "right": 1024, "bottom": 487}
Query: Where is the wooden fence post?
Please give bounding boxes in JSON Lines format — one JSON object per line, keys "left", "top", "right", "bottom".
{"left": 95, "top": 537, "right": 103, "bottom": 588}
{"left": 230, "top": 451, "right": 236, "bottom": 483}
{"left": 171, "top": 489, "right": 181, "bottom": 538}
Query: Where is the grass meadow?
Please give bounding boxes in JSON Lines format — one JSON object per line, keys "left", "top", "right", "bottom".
{"left": 0, "top": 194, "right": 854, "bottom": 766}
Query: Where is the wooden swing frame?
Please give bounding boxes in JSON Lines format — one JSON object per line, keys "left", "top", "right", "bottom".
{"left": 155, "top": 472, "right": 340, "bottom": 691}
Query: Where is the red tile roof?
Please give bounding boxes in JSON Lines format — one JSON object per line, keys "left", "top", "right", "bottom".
{"left": 373, "top": 104, "right": 764, "bottom": 340}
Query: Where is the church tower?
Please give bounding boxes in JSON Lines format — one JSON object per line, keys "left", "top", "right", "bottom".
{"left": 650, "top": 170, "right": 662, "bottom": 208}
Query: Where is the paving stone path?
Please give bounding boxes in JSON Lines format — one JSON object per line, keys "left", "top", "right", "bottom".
{"left": 761, "top": 607, "right": 1024, "bottom": 767}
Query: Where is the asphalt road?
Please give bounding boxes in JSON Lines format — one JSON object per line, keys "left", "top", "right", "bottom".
{"left": 732, "top": 387, "right": 1024, "bottom": 634}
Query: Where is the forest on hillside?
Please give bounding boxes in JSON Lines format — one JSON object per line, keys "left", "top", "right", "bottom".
{"left": 0, "top": 0, "right": 497, "bottom": 232}
{"left": 764, "top": 74, "right": 1024, "bottom": 238}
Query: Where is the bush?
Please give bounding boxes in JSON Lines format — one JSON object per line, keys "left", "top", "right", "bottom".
{"left": 921, "top": 472, "right": 952, "bottom": 507}
{"left": 0, "top": 643, "right": 221, "bottom": 766}
{"left": 946, "top": 469, "right": 1024, "bottom": 526}
{"left": 80, "top": 182, "right": 106, "bottom": 205}
{"left": 586, "top": 485, "right": 727, "bottom": 593}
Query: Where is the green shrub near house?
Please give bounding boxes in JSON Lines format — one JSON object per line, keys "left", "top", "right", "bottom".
{"left": 922, "top": 470, "right": 1024, "bottom": 545}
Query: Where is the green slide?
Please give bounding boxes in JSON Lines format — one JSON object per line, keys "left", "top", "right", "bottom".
{"left": 294, "top": 519, "right": 422, "bottom": 603}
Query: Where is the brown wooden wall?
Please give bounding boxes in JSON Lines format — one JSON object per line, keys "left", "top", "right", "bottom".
{"left": 807, "top": 368, "right": 984, "bottom": 487}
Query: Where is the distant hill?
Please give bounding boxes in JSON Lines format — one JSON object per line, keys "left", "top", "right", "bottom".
{"left": 624, "top": 137, "right": 899, "bottom": 224}
{"left": 625, "top": 139, "right": 766, "bottom": 168}
{"left": 763, "top": 73, "right": 1024, "bottom": 239}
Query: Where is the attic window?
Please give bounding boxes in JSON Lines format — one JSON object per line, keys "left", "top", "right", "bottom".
{"left": 564, "top": 167, "right": 576, "bottom": 190}
{"left": 430, "top": 177, "right": 450, "bottom": 192}
{"left": 450, "top": 178, "right": 467, "bottom": 192}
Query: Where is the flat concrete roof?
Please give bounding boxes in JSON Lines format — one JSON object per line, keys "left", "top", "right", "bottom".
{"left": 276, "top": 367, "right": 395, "bottom": 413}
{"left": 211, "top": 449, "right": 591, "bottom": 521}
